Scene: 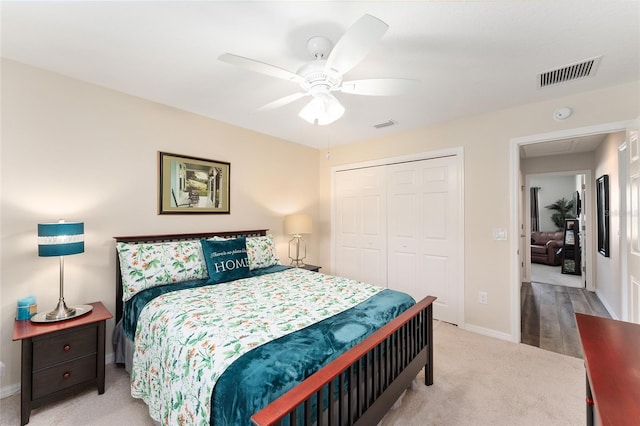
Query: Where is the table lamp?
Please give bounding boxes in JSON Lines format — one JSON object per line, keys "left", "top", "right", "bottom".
{"left": 284, "top": 214, "right": 312, "bottom": 267}
{"left": 32, "top": 221, "right": 92, "bottom": 322}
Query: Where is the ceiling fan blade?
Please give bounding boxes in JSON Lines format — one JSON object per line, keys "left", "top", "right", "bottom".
{"left": 257, "top": 92, "right": 309, "bottom": 111}
{"left": 324, "top": 14, "right": 389, "bottom": 76}
{"left": 218, "top": 53, "right": 304, "bottom": 83}
{"left": 340, "top": 78, "right": 420, "bottom": 96}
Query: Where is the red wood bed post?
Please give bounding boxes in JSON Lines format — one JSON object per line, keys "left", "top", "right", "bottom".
{"left": 426, "top": 298, "right": 434, "bottom": 386}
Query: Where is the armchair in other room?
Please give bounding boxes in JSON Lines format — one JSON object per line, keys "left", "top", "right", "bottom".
{"left": 531, "top": 231, "right": 564, "bottom": 266}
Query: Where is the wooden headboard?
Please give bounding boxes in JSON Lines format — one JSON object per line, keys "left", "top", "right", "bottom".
{"left": 113, "top": 229, "right": 268, "bottom": 323}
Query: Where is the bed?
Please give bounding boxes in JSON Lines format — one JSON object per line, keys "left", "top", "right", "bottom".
{"left": 112, "top": 229, "right": 435, "bottom": 425}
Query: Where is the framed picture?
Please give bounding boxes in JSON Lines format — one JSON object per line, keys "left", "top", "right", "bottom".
{"left": 596, "top": 174, "right": 609, "bottom": 257}
{"left": 158, "top": 151, "right": 230, "bottom": 214}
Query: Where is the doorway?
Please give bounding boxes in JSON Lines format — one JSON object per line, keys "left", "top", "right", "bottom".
{"left": 509, "top": 120, "right": 637, "bottom": 344}
{"left": 526, "top": 172, "right": 587, "bottom": 289}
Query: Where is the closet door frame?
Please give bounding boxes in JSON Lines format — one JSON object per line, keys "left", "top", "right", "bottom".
{"left": 330, "top": 147, "right": 465, "bottom": 326}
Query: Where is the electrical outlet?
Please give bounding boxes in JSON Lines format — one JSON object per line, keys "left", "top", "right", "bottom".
{"left": 479, "top": 291, "right": 488, "bottom": 304}
{"left": 0, "top": 361, "right": 5, "bottom": 377}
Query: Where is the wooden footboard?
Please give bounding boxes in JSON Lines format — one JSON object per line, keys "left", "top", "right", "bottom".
{"left": 251, "top": 295, "right": 436, "bottom": 426}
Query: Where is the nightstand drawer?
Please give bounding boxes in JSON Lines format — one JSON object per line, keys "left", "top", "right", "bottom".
{"left": 32, "top": 325, "right": 97, "bottom": 370}
{"left": 32, "top": 354, "right": 97, "bottom": 399}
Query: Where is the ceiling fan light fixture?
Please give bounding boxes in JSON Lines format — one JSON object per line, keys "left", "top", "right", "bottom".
{"left": 299, "top": 93, "right": 345, "bottom": 125}
{"left": 220, "top": 14, "right": 414, "bottom": 124}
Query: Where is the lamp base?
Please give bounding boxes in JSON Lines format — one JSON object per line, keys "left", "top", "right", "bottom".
{"left": 288, "top": 235, "right": 307, "bottom": 268}
{"left": 290, "top": 260, "right": 306, "bottom": 268}
{"left": 31, "top": 304, "right": 93, "bottom": 323}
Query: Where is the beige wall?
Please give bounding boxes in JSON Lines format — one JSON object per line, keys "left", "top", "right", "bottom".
{"left": 593, "top": 132, "right": 626, "bottom": 316}
{"left": 317, "top": 80, "right": 640, "bottom": 338}
{"left": 0, "top": 60, "right": 319, "bottom": 393}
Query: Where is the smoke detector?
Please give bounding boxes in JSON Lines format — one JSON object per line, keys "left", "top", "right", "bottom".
{"left": 553, "top": 107, "right": 572, "bottom": 121}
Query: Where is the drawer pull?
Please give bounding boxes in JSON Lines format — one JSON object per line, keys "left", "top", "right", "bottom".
{"left": 63, "top": 372, "right": 71, "bottom": 379}
{"left": 64, "top": 345, "right": 71, "bottom": 352}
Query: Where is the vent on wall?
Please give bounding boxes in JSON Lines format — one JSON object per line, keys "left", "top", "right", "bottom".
{"left": 538, "top": 56, "right": 601, "bottom": 88}
{"left": 373, "top": 120, "right": 397, "bottom": 129}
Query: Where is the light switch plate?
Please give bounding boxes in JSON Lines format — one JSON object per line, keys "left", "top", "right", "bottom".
{"left": 493, "top": 229, "right": 507, "bottom": 241}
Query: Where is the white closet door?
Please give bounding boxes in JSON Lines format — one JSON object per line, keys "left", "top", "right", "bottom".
{"left": 387, "top": 156, "right": 460, "bottom": 324}
{"left": 335, "top": 166, "right": 387, "bottom": 287}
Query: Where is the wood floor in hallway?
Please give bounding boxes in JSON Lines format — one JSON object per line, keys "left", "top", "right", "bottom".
{"left": 521, "top": 281, "right": 610, "bottom": 358}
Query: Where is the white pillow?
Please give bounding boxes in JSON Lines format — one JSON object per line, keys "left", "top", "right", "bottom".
{"left": 117, "top": 240, "right": 208, "bottom": 301}
{"left": 245, "top": 235, "right": 280, "bottom": 270}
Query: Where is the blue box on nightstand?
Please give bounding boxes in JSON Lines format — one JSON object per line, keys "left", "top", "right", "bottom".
{"left": 16, "top": 296, "right": 37, "bottom": 320}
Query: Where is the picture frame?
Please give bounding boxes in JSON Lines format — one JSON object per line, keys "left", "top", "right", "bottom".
{"left": 158, "top": 151, "right": 230, "bottom": 214}
{"left": 596, "top": 174, "right": 609, "bottom": 257}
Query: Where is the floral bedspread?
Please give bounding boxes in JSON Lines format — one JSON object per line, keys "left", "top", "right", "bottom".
{"left": 130, "top": 267, "right": 382, "bottom": 425}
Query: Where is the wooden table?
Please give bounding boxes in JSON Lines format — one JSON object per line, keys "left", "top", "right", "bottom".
{"left": 13, "top": 301, "right": 112, "bottom": 425}
{"left": 575, "top": 313, "right": 640, "bottom": 426}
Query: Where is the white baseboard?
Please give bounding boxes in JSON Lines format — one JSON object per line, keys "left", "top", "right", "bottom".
{"left": 594, "top": 289, "right": 618, "bottom": 320}
{"left": 462, "top": 323, "right": 517, "bottom": 342}
{"left": 0, "top": 352, "right": 116, "bottom": 400}
{"left": 0, "top": 382, "right": 20, "bottom": 399}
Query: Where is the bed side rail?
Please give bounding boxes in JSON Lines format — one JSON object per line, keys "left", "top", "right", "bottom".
{"left": 251, "top": 295, "right": 436, "bottom": 426}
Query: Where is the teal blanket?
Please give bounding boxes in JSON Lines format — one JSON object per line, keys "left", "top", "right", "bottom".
{"left": 210, "top": 289, "right": 415, "bottom": 425}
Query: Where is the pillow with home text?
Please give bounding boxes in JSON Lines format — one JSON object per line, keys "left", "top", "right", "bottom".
{"left": 201, "top": 237, "right": 251, "bottom": 284}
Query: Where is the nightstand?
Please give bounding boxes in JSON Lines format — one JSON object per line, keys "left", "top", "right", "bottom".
{"left": 12, "top": 301, "right": 112, "bottom": 425}
{"left": 300, "top": 264, "right": 321, "bottom": 272}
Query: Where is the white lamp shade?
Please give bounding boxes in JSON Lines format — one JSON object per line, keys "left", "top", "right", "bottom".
{"left": 284, "top": 214, "right": 312, "bottom": 235}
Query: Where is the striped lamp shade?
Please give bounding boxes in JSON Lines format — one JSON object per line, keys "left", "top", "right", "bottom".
{"left": 37, "top": 222, "right": 84, "bottom": 257}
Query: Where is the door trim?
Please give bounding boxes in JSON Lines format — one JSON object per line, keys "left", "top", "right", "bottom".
{"left": 510, "top": 120, "right": 638, "bottom": 343}
{"left": 330, "top": 147, "right": 465, "bottom": 327}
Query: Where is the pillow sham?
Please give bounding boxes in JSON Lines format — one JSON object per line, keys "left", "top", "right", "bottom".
{"left": 201, "top": 237, "right": 251, "bottom": 284}
{"left": 246, "top": 235, "right": 280, "bottom": 270}
{"left": 117, "top": 240, "right": 208, "bottom": 301}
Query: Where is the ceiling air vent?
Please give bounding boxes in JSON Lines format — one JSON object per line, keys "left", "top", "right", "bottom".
{"left": 538, "top": 56, "right": 601, "bottom": 88}
{"left": 373, "top": 120, "right": 397, "bottom": 129}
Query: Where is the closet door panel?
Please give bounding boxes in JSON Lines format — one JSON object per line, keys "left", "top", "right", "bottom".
{"left": 423, "top": 192, "right": 447, "bottom": 240}
{"left": 422, "top": 160, "right": 459, "bottom": 324}
{"left": 335, "top": 193, "right": 359, "bottom": 280}
{"left": 335, "top": 167, "right": 387, "bottom": 286}
{"left": 388, "top": 163, "right": 422, "bottom": 301}
{"left": 388, "top": 157, "right": 460, "bottom": 324}
{"left": 421, "top": 254, "right": 450, "bottom": 308}
{"left": 388, "top": 251, "right": 418, "bottom": 299}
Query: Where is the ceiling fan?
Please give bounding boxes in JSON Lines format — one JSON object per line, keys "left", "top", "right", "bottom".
{"left": 218, "top": 14, "right": 419, "bottom": 125}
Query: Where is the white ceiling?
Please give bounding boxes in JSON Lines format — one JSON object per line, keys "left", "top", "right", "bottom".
{"left": 2, "top": 1, "right": 639, "bottom": 150}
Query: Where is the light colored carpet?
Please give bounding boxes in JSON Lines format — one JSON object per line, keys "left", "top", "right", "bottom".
{"left": 531, "top": 262, "right": 583, "bottom": 288}
{"left": 0, "top": 321, "right": 584, "bottom": 426}
{"left": 382, "top": 321, "right": 584, "bottom": 426}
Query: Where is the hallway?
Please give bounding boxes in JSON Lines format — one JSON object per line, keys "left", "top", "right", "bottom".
{"left": 521, "top": 281, "right": 610, "bottom": 358}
